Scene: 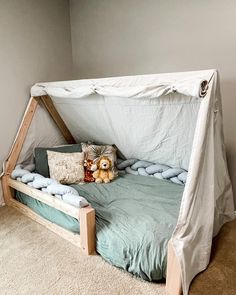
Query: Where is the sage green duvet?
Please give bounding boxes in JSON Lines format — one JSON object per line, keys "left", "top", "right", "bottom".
{"left": 16, "top": 174, "right": 183, "bottom": 281}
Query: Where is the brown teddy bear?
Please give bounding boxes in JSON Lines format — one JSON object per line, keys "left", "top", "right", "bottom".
{"left": 84, "top": 159, "right": 97, "bottom": 182}
{"left": 93, "top": 156, "right": 115, "bottom": 183}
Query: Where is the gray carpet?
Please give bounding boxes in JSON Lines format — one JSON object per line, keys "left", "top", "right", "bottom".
{"left": 0, "top": 206, "right": 165, "bottom": 295}
{"left": 189, "top": 218, "right": 236, "bottom": 295}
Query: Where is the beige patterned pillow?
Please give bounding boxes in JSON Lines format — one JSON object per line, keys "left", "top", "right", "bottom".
{"left": 47, "top": 151, "right": 85, "bottom": 184}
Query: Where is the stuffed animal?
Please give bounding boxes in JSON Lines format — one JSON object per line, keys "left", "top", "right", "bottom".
{"left": 84, "top": 159, "right": 97, "bottom": 182}
{"left": 93, "top": 156, "right": 114, "bottom": 183}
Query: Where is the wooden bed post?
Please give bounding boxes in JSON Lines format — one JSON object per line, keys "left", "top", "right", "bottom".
{"left": 80, "top": 206, "right": 96, "bottom": 255}
{"left": 166, "top": 241, "right": 182, "bottom": 295}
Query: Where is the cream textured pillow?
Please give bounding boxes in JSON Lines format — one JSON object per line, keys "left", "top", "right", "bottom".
{"left": 47, "top": 151, "right": 85, "bottom": 184}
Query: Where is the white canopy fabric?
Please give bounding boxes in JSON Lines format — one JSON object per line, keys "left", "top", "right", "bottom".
{"left": 30, "top": 70, "right": 211, "bottom": 171}
{"left": 5, "top": 70, "right": 235, "bottom": 294}
{"left": 31, "top": 74, "right": 208, "bottom": 99}
{"left": 171, "top": 71, "right": 235, "bottom": 294}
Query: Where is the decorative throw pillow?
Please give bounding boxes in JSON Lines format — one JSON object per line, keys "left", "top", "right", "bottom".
{"left": 81, "top": 142, "right": 118, "bottom": 176}
{"left": 34, "top": 144, "right": 82, "bottom": 177}
{"left": 47, "top": 151, "right": 85, "bottom": 184}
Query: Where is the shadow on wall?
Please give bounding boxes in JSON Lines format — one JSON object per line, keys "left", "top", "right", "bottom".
{"left": 221, "top": 79, "right": 236, "bottom": 208}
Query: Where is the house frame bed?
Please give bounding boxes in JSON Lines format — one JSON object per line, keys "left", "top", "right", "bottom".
{"left": 2, "top": 69, "right": 234, "bottom": 295}
{"left": 1, "top": 94, "right": 182, "bottom": 295}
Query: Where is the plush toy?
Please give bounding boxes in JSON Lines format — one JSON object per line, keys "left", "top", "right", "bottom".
{"left": 93, "top": 156, "right": 114, "bottom": 183}
{"left": 84, "top": 159, "right": 97, "bottom": 182}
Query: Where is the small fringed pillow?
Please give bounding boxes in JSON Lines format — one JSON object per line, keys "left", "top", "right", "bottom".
{"left": 81, "top": 142, "right": 118, "bottom": 177}
{"left": 47, "top": 151, "right": 85, "bottom": 184}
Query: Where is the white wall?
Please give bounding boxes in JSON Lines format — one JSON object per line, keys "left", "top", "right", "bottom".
{"left": 70, "top": 0, "right": 236, "bottom": 205}
{"left": 1, "top": 0, "right": 235, "bottom": 206}
{"left": 0, "top": 0, "right": 73, "bottom": 205}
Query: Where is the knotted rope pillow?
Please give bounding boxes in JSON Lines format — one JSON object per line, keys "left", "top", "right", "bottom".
{"left": 117, "top": 159, "right": 188, "bottom": 185}
{"left": 11, "top": 164, "right": 89, "bottom": 208}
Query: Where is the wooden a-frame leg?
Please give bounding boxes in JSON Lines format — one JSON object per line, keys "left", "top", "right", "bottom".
{"left": 2, "top": 94, "right": 75, "bottom": 204}
{"left": 4, "top": 94, "right": 75, "bottom": 180}
{"left": 2, "top": 97, "right": 38, "bottom": 204}
{"left": 1, "top": 175, "right": 14, "bottom": 205}
{"left": 4, "top": 97, "right": 38, "bottom": 176}
{"left": 166, "top": 241, "right": 182, "bottom": 295}
{"left": 40, "top": 95, "right": 76, "bottom": 144}
{"left": 80, "top": 206, "right": 96, "bottom": 255}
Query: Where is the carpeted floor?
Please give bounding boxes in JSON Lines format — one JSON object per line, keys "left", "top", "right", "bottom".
{"left": 189, "top": 217, "right": 236, "bottom": 295}
{"left": 1, "top": 206, "right": 236, "bottom": 295}
{"left": 0, "top": 206, "right": 165, "bottom": 295}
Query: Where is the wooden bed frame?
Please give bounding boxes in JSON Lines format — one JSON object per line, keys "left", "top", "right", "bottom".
{"left": 1, "top": 95, "right": 182, "bottom": 295}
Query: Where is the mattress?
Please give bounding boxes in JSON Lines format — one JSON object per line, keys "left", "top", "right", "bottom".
{"left": 16, "top": 174, "right": 184, "bottom": 281}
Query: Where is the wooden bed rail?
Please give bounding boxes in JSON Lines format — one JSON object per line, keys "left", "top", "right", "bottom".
{"left": 8, "top": 178, "right": 79, "bottom": 218}
{"left": 2, "top": 175, "right": 96, "bottom": 255}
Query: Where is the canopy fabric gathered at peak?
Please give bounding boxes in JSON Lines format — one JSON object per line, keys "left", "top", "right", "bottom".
{"left": 31, "top": 70, "right": 211, "bottom": 99}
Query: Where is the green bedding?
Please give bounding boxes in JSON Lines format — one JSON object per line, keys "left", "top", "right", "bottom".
{"left": 16, "top": 191, "right": 80, "bottom": 233}
{"left": 16, "top": 174, "right": 184, "bottom": 281}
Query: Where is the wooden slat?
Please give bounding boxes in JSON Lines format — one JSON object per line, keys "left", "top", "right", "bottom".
{"left": 39, "top": 95, "right": 76, "bottom": 144}
{"left": 9, "top": 199, "right": 81, "bottom": 248}
{"left": 8, "top": 178, "right": 80, "bottom": 219}
{"left": 5, "top": 97, "right": 38, "bottom": 175}
{"left": 80, "top": 206, "right": 96, "bottom": 255}
{"left": 166, "top": 241, "right": 182, "bottom": 295}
